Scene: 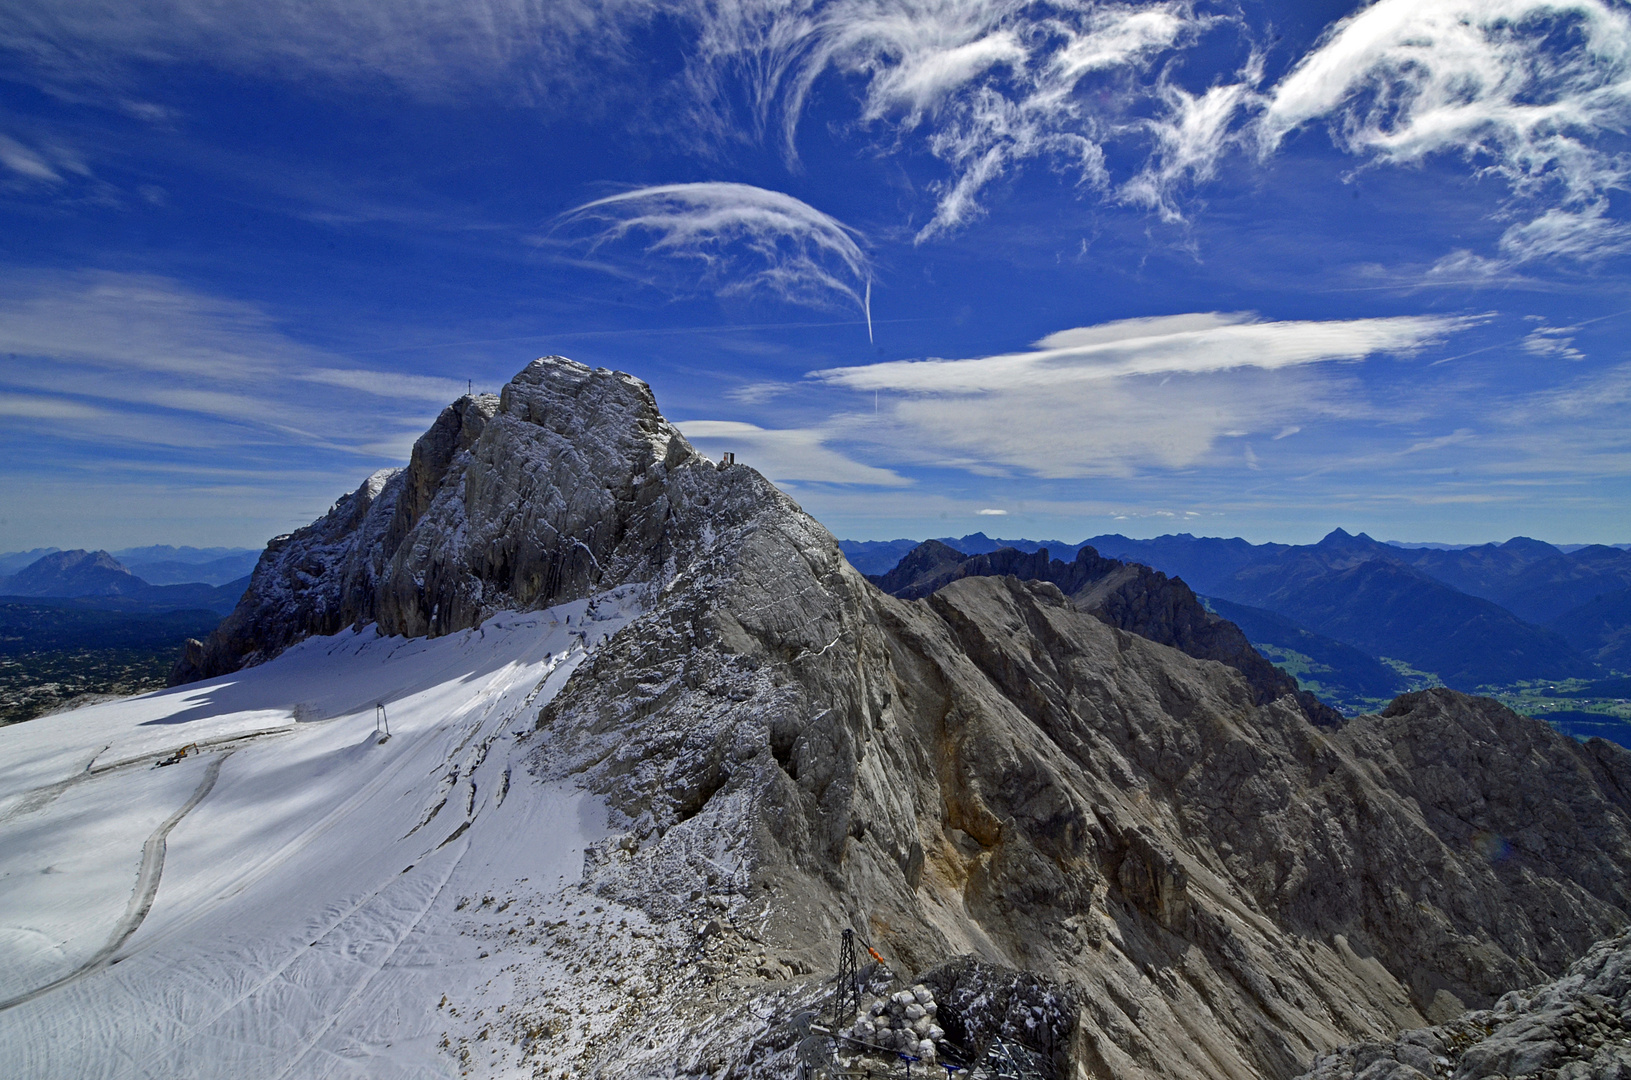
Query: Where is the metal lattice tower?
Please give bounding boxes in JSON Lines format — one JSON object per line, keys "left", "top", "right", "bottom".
{"left": 829, "top": 928, "right": 861, "bottom": 1026}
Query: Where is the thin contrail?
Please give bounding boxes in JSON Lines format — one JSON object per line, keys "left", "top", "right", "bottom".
{"left": 864, "top": 279, "right": 874, "bottom": 344}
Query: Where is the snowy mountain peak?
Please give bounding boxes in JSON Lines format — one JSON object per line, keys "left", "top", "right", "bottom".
{"left": 170, "top": 356, "right": 757, "bottom": 684}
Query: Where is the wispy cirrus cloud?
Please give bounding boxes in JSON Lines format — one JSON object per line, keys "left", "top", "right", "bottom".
{"left": 811, "top": 311, "right": 1476, "bottom": 478}
{"left": 686, "top": 0, "right": 1204, "bottom": 239}
{"left": 558, "top": 182, "right": 874, "bottom": 334}
{"left": 1, "top": 0, "right": 1213, "bottom": 236}
{"left": 0, "top": 270, "right": 464, "bottom": 452}
{"left": 1120, "top": 78, "right": 1258, "bottom": 222}
{"left": 0, "top": 0, "right": 649, "bottom": 102}
{"left": 0, "top": 132, "right": 65, "bottom": 182}
{"left": 1258, "top": 0, "right": 1631, "bottom": 263}
{"left": 0, "top": 127, "right": 96, "bottom": 195}
{"left": 0, "top": 393, "right": 107, "bottom": 419}
{"left": 1522, "top": 320, "right": 1586, "bottom": 362}
{"left": 9, "top": 0, "right": 1630, "bottom": 273}
{"left": 678, "top": 0, "right": 1631, "bottom": 256}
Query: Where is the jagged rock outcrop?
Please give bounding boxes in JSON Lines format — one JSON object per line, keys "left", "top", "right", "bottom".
{"left": 171, "top": 359, "right": 709, "bottom": 683}
{"left": 170, "top": 356, "right": 1631, "bottom": 1080}
{"left": 872, "top": 541, "right": 1341, "bottom": 726}
{"left": 1298, "top": 926, "right": 1631, "bottom": 1080}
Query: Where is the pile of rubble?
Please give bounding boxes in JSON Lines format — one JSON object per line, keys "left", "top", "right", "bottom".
{"left": 849, "top": 984, "right": 946, "bottom": 1060}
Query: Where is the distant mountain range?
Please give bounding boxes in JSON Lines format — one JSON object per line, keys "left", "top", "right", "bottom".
{"left": 0, "top": 549, "right": 250, "bottom": 616}
{"left": 0, "top": 545, "right": 260, "bottom": 584}
{"left": 119, "top": 551, "right": 261, "bottom": 586}
{"left": 0, "top": 547, "right": 61, "bottom": 576}
{"left": 841, "top": 530, "right": 1631, "bottom": 705}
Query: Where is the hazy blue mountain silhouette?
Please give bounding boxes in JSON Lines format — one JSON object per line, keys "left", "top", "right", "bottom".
{"left": 849, "top": 528, "right": 1614, "bottom": 690}
{"left": 0, "top": 550, "right": 248, "bottom": 616}
{"left": 1550, "top": 587, "right": 1631, "bottom": 671}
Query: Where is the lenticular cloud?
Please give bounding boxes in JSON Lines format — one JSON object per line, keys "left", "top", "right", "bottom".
{"left": 560, "top": 182, "right": 873, "bottom": 334}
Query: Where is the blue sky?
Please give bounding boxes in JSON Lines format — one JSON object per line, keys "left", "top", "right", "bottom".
{"left": 2, "top": 0, "right": 1630, "bottom": 550}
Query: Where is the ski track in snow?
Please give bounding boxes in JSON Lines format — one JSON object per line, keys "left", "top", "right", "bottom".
{"left": 0, "top": 590, "right": 648, "bottom": 1079}
{"left": 0, "top": 751, "right": 232, "bottom": 1012}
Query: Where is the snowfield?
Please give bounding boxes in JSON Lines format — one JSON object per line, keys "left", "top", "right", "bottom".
{"left": 0, "top": 589, "right": 660, "bottom": 1079}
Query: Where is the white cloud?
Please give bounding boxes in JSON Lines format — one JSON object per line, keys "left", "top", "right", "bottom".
{"left": 560, "top": 183, "right": 873, "bottom": 328}
{"left": 1259, "top": 0, "right": 1631, "bottom": 262}
{"left": 0, "top": 0, "right": 650, "bottom": 102}
{"left": 0, "top": 133, "right": 61, "bottom": 182}
{"left": 682, "top": 0, "right": 1201, "bottom": 239}
{"left": 811, "top": 311, "right": 1474, "bottom": 478}
{"left": 676, "top": 419, "right": 910, "bottom": 487}
{"left": 1121, "top": 79, "right": 1257, "bottom": 222}
{"left": 0, "top": 270, "right": 461, "bottom": 451}
{"left": 976, "top": 507, "right": 1007, "bottom": 515}
{"left": 725, "top": 381, "right": 795, "bottom": 405}
{"left": 848, "top": 369, "right": 1347, "bottom": 478}
{"left": 814, "top": 311, "right": 1472, "bottom": 393}
{"left": 1516, "top": 361, "right": 1631, "bottom": 417}
{"left": 9, "top": 0, "right": 1631, "bottom": 257}
{"left": 1425, "top": 249, "right": 1520, "bottom": 284}
{"left": 0, "top": 0, "right": 1219, "bottom": 235}
{"left": 0, "top": 393, "right": 105, "bottom": 419}
{"left": 1499, "top": 204, "right": 1631, "bottom": 262}
{"left": 1522, "top": 323, "right": 1585, "bottom": 362}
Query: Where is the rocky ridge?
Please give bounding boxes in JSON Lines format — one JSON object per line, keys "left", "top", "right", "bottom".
{"left": 1298, "top": 926, "right": 1631, "bottom": 1080}
{"left": 871, "top": 540, "right": 1341, "bottom": 725}
{"left": 173, "top": 356, "right": 1631, "bottom": 1080}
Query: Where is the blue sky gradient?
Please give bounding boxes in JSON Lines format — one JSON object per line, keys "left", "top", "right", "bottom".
{"left": 2, "top": 0, "right": 1630, "bottom": 549}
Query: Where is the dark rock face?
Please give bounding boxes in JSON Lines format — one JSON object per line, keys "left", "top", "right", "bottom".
{"left": 1329, "top": 689, "right": 1631, "bottom": 1009}
{"left": 918, "top": 957, "right": 1077, "bottom": 1071}
{"left": 168, "top": 462, "right": 408, "bottom": 682}
{"left": 868, "top": 538, "right": 969, "bottom": 595}
{"left": 871, "top": 541, "right": 1341, "bottom": 726}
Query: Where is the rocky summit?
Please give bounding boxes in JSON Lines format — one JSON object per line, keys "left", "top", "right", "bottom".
{"left": 172, "top": 358, "right": 1631, "bottom": 1079}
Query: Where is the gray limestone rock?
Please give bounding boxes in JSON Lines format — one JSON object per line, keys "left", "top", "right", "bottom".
{"left": 532, "top": 516, "right": 1631, "bottom": 1079}
{"left": 1299, "top": 927, "right": 1631, "bottom": 1080}
{"left": 871, "top": 541, "right": 1342, "bottom": 727}
{"left": 171, "top": 358, "right": 707, "bottom": 682}
{"left": 168, "top": 355, "right": 1631, "bottom": 1080}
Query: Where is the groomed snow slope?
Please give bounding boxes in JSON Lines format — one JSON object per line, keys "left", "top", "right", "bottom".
{"left": 0, "top": 589, "right": 655, "bottom": 1079}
